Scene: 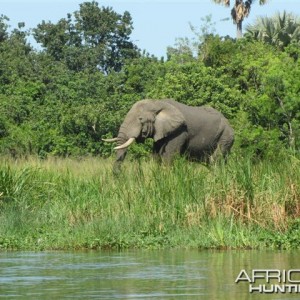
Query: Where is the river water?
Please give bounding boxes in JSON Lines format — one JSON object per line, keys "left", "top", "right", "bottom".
{"left": 0, "top": 250, "right": 300, "bottom": 299}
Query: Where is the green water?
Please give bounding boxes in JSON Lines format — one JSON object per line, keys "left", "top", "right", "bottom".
{"left": 0, "top": 250, "right": 300, "bottom": 299}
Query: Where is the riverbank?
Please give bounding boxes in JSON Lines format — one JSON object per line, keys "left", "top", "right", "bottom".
{"left": 0, "top": 154, "right": 299, "bottom": 250}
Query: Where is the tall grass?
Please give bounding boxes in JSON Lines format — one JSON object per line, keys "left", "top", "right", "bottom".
{"left": 0, "top": 153, "right": 299, "bottom": 250}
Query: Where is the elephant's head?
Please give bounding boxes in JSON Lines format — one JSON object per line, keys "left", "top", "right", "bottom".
{"left": 103, "top": 99, "right": 186, "bottom": 171}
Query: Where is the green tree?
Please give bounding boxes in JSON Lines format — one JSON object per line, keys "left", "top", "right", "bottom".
{"left": 212, "top": 0, "right": 269, "bottom": 38}
{"left": 0, "top": 14, "right": 9, "bottom": 42}
{"left": 263, "top": 56, "right": 300, "bottom": 149}
{"left": 33, "top": 1, "right": 139, "bottom": 73}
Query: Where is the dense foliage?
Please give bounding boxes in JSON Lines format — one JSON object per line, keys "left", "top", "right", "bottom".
{"left": 0, "top": 2, "right": 299, "bottom": 159}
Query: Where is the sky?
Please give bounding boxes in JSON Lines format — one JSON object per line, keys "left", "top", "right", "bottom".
{"left": 1, "top": 0, "right": 299, "bottom": 58}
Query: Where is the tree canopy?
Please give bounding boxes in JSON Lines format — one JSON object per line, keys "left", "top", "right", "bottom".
{"left": 33, "top": 1, "right": 139, "bottom": 73}
{"left": 0, "top": 3, "right": 299, "bottom": 160}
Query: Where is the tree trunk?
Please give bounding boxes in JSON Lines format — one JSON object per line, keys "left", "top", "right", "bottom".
{"left": 237, "top": 20, "right": 243, "bottom": 39}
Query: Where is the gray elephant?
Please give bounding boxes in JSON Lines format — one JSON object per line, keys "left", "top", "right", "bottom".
{"left": 103, "top": 99, "right": 234, "bottom": 171}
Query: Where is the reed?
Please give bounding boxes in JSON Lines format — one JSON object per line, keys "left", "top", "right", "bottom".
{"left": 0, "top": 153, "right": 299, "bottom": 250}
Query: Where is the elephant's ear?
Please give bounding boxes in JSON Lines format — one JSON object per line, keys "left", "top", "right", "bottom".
{"left": 154, "top": 103, "right": 186, "bottom": 142}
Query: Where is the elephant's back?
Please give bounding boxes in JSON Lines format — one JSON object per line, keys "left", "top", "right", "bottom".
{"left": 164, "top": 99, "right": 222, "bottom": 117}
{"left": 165, "top": 99, "right": 223, "bottom": 127}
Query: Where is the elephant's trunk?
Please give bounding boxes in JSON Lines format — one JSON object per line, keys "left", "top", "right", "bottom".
{"left": 112, "top": 129, "right": 133, "bottom": 174}
{"left": 112, "top": 112, "right": 142, "bottom": 174}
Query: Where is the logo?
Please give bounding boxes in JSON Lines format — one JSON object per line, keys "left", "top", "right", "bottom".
{"left": 235, "top": 269, "right": 300, "bottom": 294}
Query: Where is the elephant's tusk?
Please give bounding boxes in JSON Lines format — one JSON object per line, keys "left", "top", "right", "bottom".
{"left": 102, "top": 138, "right": 118, "bottom": 142}
{"left": 114, "top": 137, "right": 135, "bottom": 150}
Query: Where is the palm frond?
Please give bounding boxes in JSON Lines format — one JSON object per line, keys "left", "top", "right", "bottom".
{"left": 212, "top": 0, "right": 230, "bottom": 7}
{"left": 245, "top": 11, "right": 300, "bottom": 49}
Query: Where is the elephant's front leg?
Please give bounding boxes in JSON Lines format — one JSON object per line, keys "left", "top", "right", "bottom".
{"left": 153, "top": 131, "right": 188, "bottom": 163}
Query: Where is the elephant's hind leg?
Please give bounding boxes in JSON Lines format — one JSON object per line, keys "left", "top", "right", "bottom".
{"left": 209, "top": 145, "right": 223, "bottom": 164}
{"left": 210, "top": 139, "right": 234, "bottom": 164}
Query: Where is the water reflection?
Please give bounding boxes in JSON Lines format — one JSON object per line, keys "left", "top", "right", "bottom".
{"left": 0, "top": 250, "right": 299, "bottom": 299}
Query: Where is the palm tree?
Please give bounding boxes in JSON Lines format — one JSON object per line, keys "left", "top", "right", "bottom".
{"left": 246, "top": 11, "right": 300, "bottom": 49}
{"left": 212, "top": 0, "right": 269, "bottom": 38}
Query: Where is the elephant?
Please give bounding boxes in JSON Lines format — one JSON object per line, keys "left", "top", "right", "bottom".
{"left": 103, "top": 99, "right": 234, "bottom": 171}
